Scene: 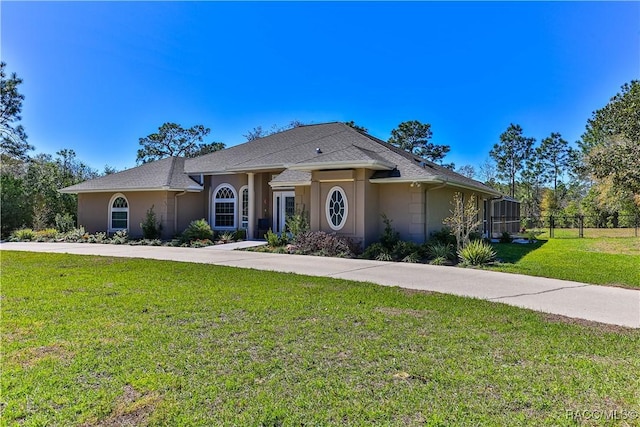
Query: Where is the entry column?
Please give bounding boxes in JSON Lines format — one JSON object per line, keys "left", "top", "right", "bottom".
{"left": 247, "top": 172, "right": 255, "bottom": 240}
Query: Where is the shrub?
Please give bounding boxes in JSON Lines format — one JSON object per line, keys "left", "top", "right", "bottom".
{"left": 63, "top": 227, "right": 88, "bottom": 243}
{"left": 181, "top": 219, "right": 213, "bottom": 242}
{"left": 140, "top": 205, "right": 162, "bottom": 240}
{"left": 499, "top": 231, "right": 512, "bottom": 243}
{"left": 430, "top": 227, "right": 457, "bottom": 247}
{"left": 11, "top": 228, "right": 36, "bottom": 241}
{"left": 292, "top": 231, "right": 358, "bottom": 257}
{"left": 375, "top": 251, "right": 393, "bottom": 262}
{"left": 235, "top": 229, "right": 246, "bottom": 241}
{"left": 285, "top": 211, "right": 309, "bottom": 238}
{"left": 401, "top": 252, "right": 421, "bottom": 263}
{"left": 55, "top": 213, "right": 75, "bottom": 233}
{"left": 86, "top": 232, "right": 108, "bottom": 244}
{"left": 379, "top": 214, "right": 400, "bottom": 250}
{"left": 458, "top": 240, "right": 496, "bottom": 266}
{"left": 190, "top": 239, "right": 213, "bottom": 248}
{"left": 362, "top": 242, "right": 386, "bottom": 260}
{"left": 430, "top": 256, "right": 447, "bottom": 266}
{"left": 110, "top": 230, "right": 129, "bottom": 245}
{"left": 427, "top": 242, "right": 454, "bottom": 260}
{"left": 266, "top": 229, "right": 288, "bottom": 247}
{"left": 218, "top": 231, "right": 236, "bottom": 244}
{"left": 35, "top": 228, "right": 59, "bottom": 241}
{"left": 391, "top": 240, "right": 421, "bottom": 261}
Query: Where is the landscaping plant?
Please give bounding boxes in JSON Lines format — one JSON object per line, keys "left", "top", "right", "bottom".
{"left": 181, "top": 219, "right": 213, "bottom": 243}
{"left": 458, "top": 239, "right": 496, "bottom": 266}
{"left": 140, "top": 205, "right": 162, "bottom": 240}
{"left": 443, "top": 192, "right": 482, "bottom": 252}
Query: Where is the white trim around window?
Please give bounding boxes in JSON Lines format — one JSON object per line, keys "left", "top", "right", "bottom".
{"left": 108, "top": 193, "right": 129, "bottom": 232}
{"left": 239, "top": 185, "right": 249, "bottom": 230}
{"left": 212, "top": 183, "right": 237, "bottom": 229}
{"left": 325, "top": 186, "right": 348, "bottom": 231}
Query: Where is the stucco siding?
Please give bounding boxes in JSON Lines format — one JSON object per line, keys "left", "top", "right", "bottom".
{"left": 378, "top": 183, "right": 425, "bottom": 243}
{"left": 175, "top": 191, "right": 206, "bottom": 235}
{"left": 77, "top": 191, "right": 173, "bottom": 239}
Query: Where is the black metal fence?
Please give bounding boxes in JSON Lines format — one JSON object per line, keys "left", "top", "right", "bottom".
{"left": 490, "top": 215, "right": 640, "bottom": 238}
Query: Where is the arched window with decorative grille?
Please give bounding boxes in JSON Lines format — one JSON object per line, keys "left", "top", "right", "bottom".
{"left": 109, "top": 194, "right": 129, "bottom": 232}
{"left": 212, "top": 184, "right": 237, "bottom": 229}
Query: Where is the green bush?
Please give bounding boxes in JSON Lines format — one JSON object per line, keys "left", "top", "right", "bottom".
{"left": 62, "top": 227, "right": 88, "bottom": 243}
{"left": 499, "top": 232, "right": 512, "bottom": 243}
{"left": 430, "top": 256, "right": 447, "bottom": 266}
{"left": 458, "top": 240, "right": 496, "bottom": 266}
{"left": 109, "top": 230, "right": 129, "bottom": 245}
{"left": 190, "top": 239, "right": 213, "bottom": 248}
{"left": 375, "top": 251, "right": 393, "bottom": 261}
{"left": 218, "top": 231, "right": 235, "bottom": 243}
{"left": 429, "top": 227, "right": 457, "bottom": 247}
{"left": 181, "top": 219, "right": 213, "bottom": 242}
{"left": 140, "top": 205, "right": 162, "bottom": 240}
{"left": 11, "top": 228, "right": 36, "bottom": 241}
{"left": 266, "top": 229, "right": 288, "bottom": 247}
{"left": 285, "top": 211, "right": 309, "bottom": 238}
{"left": 379, "top": 214, "right": 400, "bottom": 250}
{"left": 391, "top": 240, "right": 421, "bottom": 261}
{"left": 362, "top": 242, "right": 386, "bottom": 260}
{"left": 55, "top": 213, "right": 75, "bottom": 233}
{"left": 427, "top": 242, "right": 454, "bottom": 260}
{"left": 401, "top": 252, "right": 421, "bottom": 263}
{"left": 35, "top": 228, "right": 59, "bottom": 241}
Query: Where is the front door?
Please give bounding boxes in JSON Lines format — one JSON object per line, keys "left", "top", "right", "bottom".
{"left": 272, "top": 191, "right": 295, "bottom": 233}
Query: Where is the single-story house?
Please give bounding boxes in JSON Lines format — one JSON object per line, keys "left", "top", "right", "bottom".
{"left": 61, "top": 122, "right": 505, "bottom": 245}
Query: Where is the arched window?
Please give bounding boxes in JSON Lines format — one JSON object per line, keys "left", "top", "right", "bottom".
{"left": 239, "top": 186, "right": 249, "bottom": 230}
{"left": 325, "top": 186, "right": 348, "bottom": 231}
{"left": 213, "top": 184, "right": 236, "bottom": 229}
{"left": 109, "top": 194, "right": 129, "bottom": 231}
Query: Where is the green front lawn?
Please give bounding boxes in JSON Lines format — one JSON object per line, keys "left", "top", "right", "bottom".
{"left": 3, "top": 252, "right": 639, "bottom": 426}
{"left": 488, "top": 237, "right": 640, "bottom": 288}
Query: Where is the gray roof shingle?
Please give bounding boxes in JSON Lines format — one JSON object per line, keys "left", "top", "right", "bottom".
{"left": 186, "top": 122, "right": 499, "bottom": 195}
{"left": 60, "top": 157, "right": 202, "bottom": 193}
{"left": 62, "top": 123, "right": 500, "bottom": 196}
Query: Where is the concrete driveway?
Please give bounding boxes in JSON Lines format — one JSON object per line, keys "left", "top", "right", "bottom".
{"left": 2, "top": 242, "right": 638, "bottom": 328}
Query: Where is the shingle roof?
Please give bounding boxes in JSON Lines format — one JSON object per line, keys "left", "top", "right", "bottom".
{"left": 60, "top": 157, "right": 202, "bottom": 193}
{"left": 62, "top": 123, "right": 501, "bottom": 196}
{"left": 186, "top": 122, "right": 500, "bottom": 195}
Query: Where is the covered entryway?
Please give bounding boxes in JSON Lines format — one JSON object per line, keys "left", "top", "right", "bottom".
{"left": 272, "top": 191, "right": 295, "bottom": 233}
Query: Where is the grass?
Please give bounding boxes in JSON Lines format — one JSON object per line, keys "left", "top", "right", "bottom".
{"left": 3, "top": 251, "right": 640, "bottom": 426}
{"left": 487, "top": 236, "right": 640, "bottom": 289}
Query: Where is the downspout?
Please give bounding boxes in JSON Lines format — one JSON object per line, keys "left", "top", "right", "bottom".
{"left": 424, "top": 179, "right": 448, "bottom": 242}
{"left": 174, "top": 191, "right": 187, "bottom": 236}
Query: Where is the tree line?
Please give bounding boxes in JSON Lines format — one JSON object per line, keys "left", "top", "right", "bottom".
{"left": 2, "top": 59, "right": 637, "bottom": 237}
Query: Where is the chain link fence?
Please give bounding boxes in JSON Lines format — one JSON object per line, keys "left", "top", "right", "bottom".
{"left": 490, "top": 215, "right": 640, "bottom": 238}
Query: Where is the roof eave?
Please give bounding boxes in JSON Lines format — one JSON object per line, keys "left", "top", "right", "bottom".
{"left": 288, "top": 160, "right": 394, "bottom": 171}
{"left": 59, "top": 185, "right": 203, "bottom": 194}
{"left": 269, "top": 180, "right": 312, "bottom": 188}
{"left": 368, "top": 176, "right": 501, "bottom": 196}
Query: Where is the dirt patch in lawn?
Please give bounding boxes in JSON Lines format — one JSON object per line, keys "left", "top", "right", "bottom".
{"left": 90, "top": 385, "right": 161, "bottom": 427}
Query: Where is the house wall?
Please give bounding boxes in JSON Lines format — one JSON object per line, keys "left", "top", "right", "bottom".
{"left": 77, "top": 191, "right": 176, "bottom": 239}
{"left": 377, "top": 183, "right": 425, "bottom": 243}
{"left": 175, "top": 191, "right": 207, "bottom": 234}
{"left": 425, "top": 186, "right": 490, "bottom": 240}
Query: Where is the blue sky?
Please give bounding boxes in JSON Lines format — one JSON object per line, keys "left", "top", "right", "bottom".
{"left": 2, "top": 1, "right": 639, "bottom": 173}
